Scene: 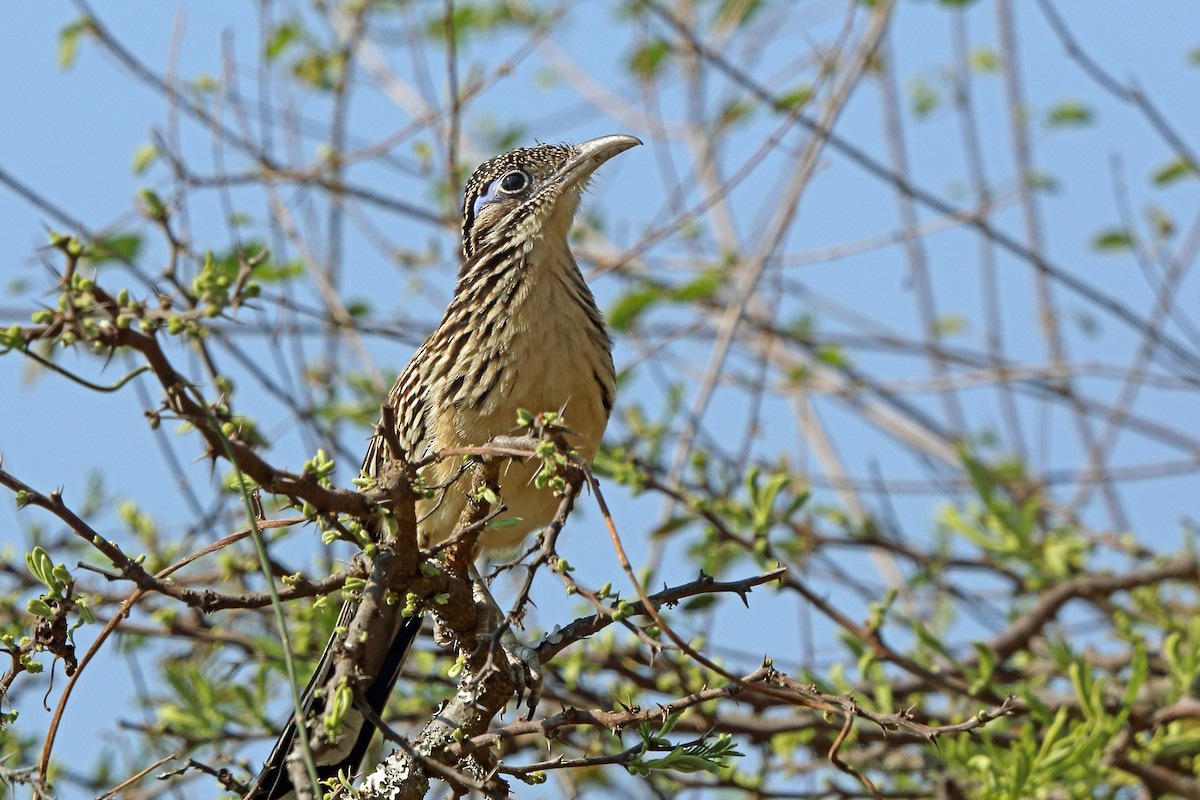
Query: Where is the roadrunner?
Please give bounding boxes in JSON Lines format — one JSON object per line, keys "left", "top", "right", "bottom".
{"left": 246, "top": 134, "right": 641, "bottom": 799}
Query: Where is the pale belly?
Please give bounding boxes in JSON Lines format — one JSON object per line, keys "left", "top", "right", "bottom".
{"left": 414, "top": 336, "right": 611, "bottom": 552}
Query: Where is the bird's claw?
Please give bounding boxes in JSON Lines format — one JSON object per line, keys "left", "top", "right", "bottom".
{"left": 467, "top": 562, "right": 542, "bottom": 717}
{"left": 503, "top": 639, "right": 542, "bottom": 719}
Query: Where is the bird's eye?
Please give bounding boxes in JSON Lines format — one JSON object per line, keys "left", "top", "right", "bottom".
{"left": 469, "top": 170, "right": 531, "bottom": 221}
{"left": 498, "top": 170, "right": 529, "bottom": 194}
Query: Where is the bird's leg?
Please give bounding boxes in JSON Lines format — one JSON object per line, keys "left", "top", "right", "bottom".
{"left": 437, "top": 447, "right": 543, "bottom": 715}
{"left": 468, "top": 561, "right": 543, "bottom": 718}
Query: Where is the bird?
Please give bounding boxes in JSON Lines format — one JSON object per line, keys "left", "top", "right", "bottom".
{"left": 244, "top": 134, "right": 641, "bottom": 800}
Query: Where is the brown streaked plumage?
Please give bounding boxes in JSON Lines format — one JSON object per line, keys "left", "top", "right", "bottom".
{"left": 246, "top": 134, "right": 641, "bottom": 800}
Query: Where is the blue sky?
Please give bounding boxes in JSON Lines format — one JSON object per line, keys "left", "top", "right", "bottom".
{"left": 3, "top": 2, "right": 1200, "bottom": 797}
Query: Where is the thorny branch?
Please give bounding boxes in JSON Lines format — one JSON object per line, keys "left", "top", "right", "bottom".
{"left": 3, "top": 3, "right": 1200, "bottom": 798}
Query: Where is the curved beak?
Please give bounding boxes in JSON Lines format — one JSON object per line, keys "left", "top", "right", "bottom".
{"left": 557, "top": 134, "right": 642, "bottom": 188}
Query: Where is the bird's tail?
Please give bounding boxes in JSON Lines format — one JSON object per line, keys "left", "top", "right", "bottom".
{"left": 244, "top": 612, "right": 424, "bottom": 800}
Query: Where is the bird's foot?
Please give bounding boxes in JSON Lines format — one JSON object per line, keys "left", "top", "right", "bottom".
{"left": 500, "top": 636, "right": 542, "bottom": 719}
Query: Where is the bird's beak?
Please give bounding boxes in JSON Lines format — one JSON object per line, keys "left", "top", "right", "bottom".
{"left": 557, "top": 134, "right": 642, "bottom": 188}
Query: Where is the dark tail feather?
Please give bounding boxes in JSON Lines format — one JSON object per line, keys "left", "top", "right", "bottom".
{"left": 245, "top": 614, "right": 424, "bottom": 800}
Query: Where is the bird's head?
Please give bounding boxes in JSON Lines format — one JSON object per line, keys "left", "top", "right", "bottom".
{"left": 460, "top": 134, "right": 641, "bottom": 258}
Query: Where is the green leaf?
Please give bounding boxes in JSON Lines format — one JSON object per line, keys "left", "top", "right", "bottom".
{"left": 190, "top": 74, "right": 217, "bottom": 94}
{"left": 815, "top": 344, "right": 849, "bottom": 369}
{"left": 716, "top": 0, "right": 764, "bottom": 28}
{"left": 682, "top": 594, "right": 717, "bottom": 612}
{"left": 253, "top": 258, "right": 305, "bottom": 283}
{"left": 86, "top": 233, "right": 143, "bottom": 265}
{"left": 1152, "top": 156, "right": 1196, "bottom": 186}
{"left": 1025, "top": 170, "right": 1060, "bottom": 193}
{"left": 131, "top": 142, "right": 159, "bottom": 175}
{"left": 628, "top": 38, "right": 672, "bottom": 80}
{"left": 658, "top": 710, "right": 683, "bottom": 738}
{"left": 291, "top": 50, "right": 343, "bottom": 91}
{"left": 718, "top": 98, "right": 755, "bottom": 128}
{"left": 969, "top": 46, "right": 1000, "bottom": 73}
{"left": 748, "top": 469, "right": 790, "bottom": 535}
{"left": 933, "top": 313, "right": 967, "bottom": 336}
{"left": 912, "top": 619, "right": 955, "bottom": 663}
{"left": 1045, "top": 100, "right": 1093, "bottom": 128}
{"left": 671, "top": 269, "right": 724, "bottom": 302}
{"left": 1091, "top": 228, "right": 1134, "bottom": 252}
{"left": 609, "top": 288, "right": 661, "bottom": 332}
{"left": 434, "top": 2, "right": 539, "bottom": 41}
{"left": 1034, "top": 706, "right": 1069, "bottom": 762}
{"left": 58, "top": 18, "right": 92, "bottom": 71}
{"left": 774, "top": 84, "right": 812, "bottom": 112}
{"left": 969, "top": 643, "right": 996, "bottom": 695}
{"left": 1119, "top": 641, "right": 1147, "bottom": 715}
{"left": 908, "top": 77, "right": 939, "bottom": 119}
{"left": 265, "top": 21, "right": 299, "bottom": 61}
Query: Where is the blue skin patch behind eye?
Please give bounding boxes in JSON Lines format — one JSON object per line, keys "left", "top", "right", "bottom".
{"left": 472, "top": 178, "right": 504, "bottom": 218}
